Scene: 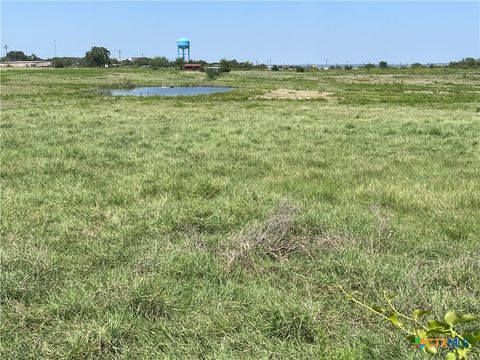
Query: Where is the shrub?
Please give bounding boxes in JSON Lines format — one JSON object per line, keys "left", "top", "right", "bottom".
{"left": 219, "top": 59, "right": 231, "bottom": 73}
{"left": 205, "top": 68, "right": 219, "bottom": 79}
{"left": 295, "top": 66, "right": 305, "bottom": 73}
{"left": 52, "top": 58, "right": 65, "bottom": 68}
{"left": 150, "top": 56, "right": 169, "bottom": 68}
{"left": 120, "top": 59, "right": 133, "bottom": 67}
{"left": 271, "top": 65, "right": 279, "bottom": 71}
{"left": 174, "top": 57, "right": 185, "bottom": 70}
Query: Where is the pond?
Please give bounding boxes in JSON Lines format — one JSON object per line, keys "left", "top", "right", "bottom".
{"left": 102, "top": 86, "right": 234, "bottom": 97}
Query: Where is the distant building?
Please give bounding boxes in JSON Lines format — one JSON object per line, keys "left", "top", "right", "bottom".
{"left": 0, "top": 60, "right": 52, "bottom": 68}
{"left": 183, "top": 63, "right": 203, "bottom": 71}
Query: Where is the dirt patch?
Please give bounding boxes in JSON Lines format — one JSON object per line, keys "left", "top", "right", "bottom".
{"left": 335, "top": 74, "right": 475, "bottom": 85}
{"left": 255, "top": 89, "right": 333, "bottom": 100}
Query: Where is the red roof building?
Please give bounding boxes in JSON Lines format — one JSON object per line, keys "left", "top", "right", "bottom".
{"left": 183, "top": 63, "right": 203, "bottom": 71}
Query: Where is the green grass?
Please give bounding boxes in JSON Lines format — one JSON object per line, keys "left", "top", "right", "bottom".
{"left": 1, "top": 67, "right": 479, "bottom": 359}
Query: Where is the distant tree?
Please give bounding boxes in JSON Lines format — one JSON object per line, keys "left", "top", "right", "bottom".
{"left": 256, "top": 64, "right": 268, "bottom": 70}
{"left": 138, "top": 58, "right": 150, "bottom": 66}
{"left": 295, "top": 66, "right": 305, "bottom": 72}
{"left": 240, "top": 61, "right": 254, "bottom": 70}
{"left": 344, "top": 65, "right": 353, "bottom": 70}
{"left": 85, "top": 46, "right": 111, "bottom": 68}
{"left": 462, "top": 57, "right": 478, "bottom": 66}
{"left": 120, "top": 59, "right": 133, "bottom": 67}
{"left": 78, "top": 57, "right": 91, "bottom": 67}
{"left": 271, "top": 65, "right": 279, "bottom": 71}
{"left": 194, "top": 60, "right": 209, "bottom": 67}
{"left": 152, "top": 57, "right": 166, "bottom": 66}
{"left": 52, "top": 57, "right": 65, "bottom": 68}
{"left": 51, "top": 57, "right": 80, "bottom": 68}
{"left": 410, "top": 63, "right": 424, "bottom": 68}
{"left": 379, "top": 61, "right": 388, "bottom": 69}
{"left": 219, "top": 59, "right": 231, "bottom": 73}
{"left": 363, "top": 63, "right": 376, "bottom": 70}
{"left": 229, "top": 59, "right": 239, "bottom": 68}
{"left": 448, "top": 57, "right": 480, "bottom": 68}
{"left": 6, "top": 50, "right": 29, "bottom": 61}
{"left": 464, "top": 57, "right": 477, "bottom": 66}
{"left": 132, "top": 57, "right": 150, "bottom": 67}
{"left": 149, "top": 56, "right": 169, "bottom": 69}
{"left": 174, "top": 57, "right": 185, "bottom": 69}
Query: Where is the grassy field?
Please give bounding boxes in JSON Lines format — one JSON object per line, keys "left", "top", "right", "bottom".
{"left": 1, "top": 67, "right": 479, "bottom": 359}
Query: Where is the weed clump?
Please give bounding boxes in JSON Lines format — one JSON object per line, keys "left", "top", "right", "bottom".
{"left": 224, "top": 200, "right": 306, "bottom": 269}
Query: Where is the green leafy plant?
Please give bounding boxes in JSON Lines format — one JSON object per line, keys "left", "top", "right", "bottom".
{"left": 205, "top": 67, "right": 219, "bottom": 79}
{"left": 339, "top": 286, "right": 479, "bottom": 359}
{"left": 219, "top": 59, "right": 231, "bottom": 73}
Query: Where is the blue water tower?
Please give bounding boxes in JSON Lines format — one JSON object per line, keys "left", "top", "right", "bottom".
{"left": 177, "top": 38, "right": 190, "bottom": 61}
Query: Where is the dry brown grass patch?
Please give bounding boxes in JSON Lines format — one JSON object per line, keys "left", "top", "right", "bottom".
{"left": 224, "top": 200, "right": 303, "bottom": 270}
{"left": 222, "top": 200, "right": 354, "bottom": 271}
{"left": 254, "top": 89, "right": 333, "bottom": 100}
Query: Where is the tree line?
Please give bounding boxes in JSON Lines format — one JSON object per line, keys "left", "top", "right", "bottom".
{"left": 2, "top": 48, "right": 479, "bottom": 70}
{"left": 0, "top": 46, "right": 264, "bottom": 70}
{"left": 1, "top": 50, "right": 42, "bottom": 61}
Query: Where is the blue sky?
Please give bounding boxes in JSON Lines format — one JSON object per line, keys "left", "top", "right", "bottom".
{"left": 1, "top": 1, "right": 479, "bottom": 64}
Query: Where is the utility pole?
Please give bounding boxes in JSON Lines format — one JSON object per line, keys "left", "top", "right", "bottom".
{"left": 54, "top": 40, "right": 57, "bottom": 57}
{"left": 118, "top": 50, "right": 122, "bottom": 61}
{"left": 4, "top": 44, "right": 7, "bottom": 58}
{"left": 325, "top": 59, "right": 328, "bottom": 69}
